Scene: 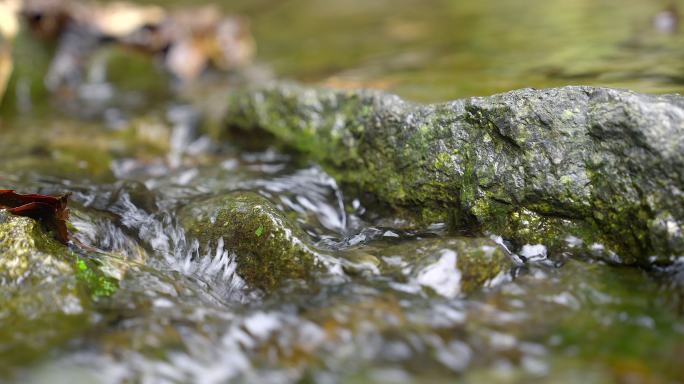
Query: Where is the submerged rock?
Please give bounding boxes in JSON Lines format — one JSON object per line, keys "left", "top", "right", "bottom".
{"left": 178, "top": 191, "right": 340, "bottom": 291}
{"left": 223, "top": 84, "right": 684, "bottom": 264}
{"left": 372, "top": 237, "right": 514, "bottom": 296}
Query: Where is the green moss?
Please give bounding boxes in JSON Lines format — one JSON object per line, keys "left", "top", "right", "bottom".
{"left": 255, "top": 225, "right": 264, "bottom": 237}
{"left": 0, "top": 210, "right": 119, "bottom": 298}
{"left": 74, "top": 257, "right": 119, "bottom": 299}
{"left": 179, "top": 191, "right": 328, "bottom": 291}
{"left": 221, "top": 84, "right": 684, "bottom": 264}
{"left": 0, "top": 211, "right": 100, "bottom": 372}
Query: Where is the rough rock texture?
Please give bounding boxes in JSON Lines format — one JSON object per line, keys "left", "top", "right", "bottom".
{"left": 223, "top": 83, "right": 684, "bottom": 264}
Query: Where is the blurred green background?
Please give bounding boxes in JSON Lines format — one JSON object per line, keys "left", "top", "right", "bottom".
{"left": 140, "top": 0, "right": 684, "bottom": 101}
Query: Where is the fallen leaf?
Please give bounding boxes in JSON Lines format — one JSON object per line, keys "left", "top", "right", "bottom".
{"left": 81, "top": 2, "right": 165, "bottom": 38}
{"left": 0, "top": 189, "right": 70, "bottom": 244}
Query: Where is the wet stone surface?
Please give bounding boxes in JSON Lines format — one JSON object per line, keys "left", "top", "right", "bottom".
{"left": 223, "top": 83, "right": 684, "bottom": 266}
{"left": 1, "top": 0, "right": 684, "bottom": 382}
{"left": 0, "top": 112, "right": 682, "bottom": 383}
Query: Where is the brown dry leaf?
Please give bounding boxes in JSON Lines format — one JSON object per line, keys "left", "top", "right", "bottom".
{"left": 0, "top": 189, "right": 71, "bottom": 244}
{"left": 212, "top": 17, "right": 255, "bottom": 70}
{"left": 20, "top": 0, "right": 72, "bottom": 38}
{"left": 161, "top": 6, "right": 255, "bottom": 79}
{"left": 79, "top": 1, "right": 165, "bottom": 38}
{"left": 165, "top": 38, "right": 208, "bottom": 81}
{"left": 18, "top": 0, "right": 256, "bottom": 84}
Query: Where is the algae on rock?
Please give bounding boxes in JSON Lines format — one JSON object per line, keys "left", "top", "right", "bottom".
{"left": 222, "top": 83, "right": 684, "bottom": 264}
{"left": 178, "top": 191, "right": 341, "bottom": 291}
{"left": 178, "top": 191, "right": 515, "bottom": 295}
{"left": 0, "top": 210, "right": 117, "bottom": 370}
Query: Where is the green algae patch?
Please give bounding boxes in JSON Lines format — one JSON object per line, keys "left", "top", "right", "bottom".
{"left": 255, "top": 225, "right": 265, "bottom": 237}
{"left": 222, "top": 83, "right": 684, "bottom": 264}
{"left": 178, "top": 191, "right": 334, "bottom": 292}
{"left": 74, "top": 256, "right": 119, "bottom": 299}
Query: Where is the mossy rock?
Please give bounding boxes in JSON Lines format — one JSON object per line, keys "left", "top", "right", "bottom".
{"left": 178, "top": 191, "right": 336, "bottom": 292}
{"left": 0, "top": 210, "right": 116, "bottom": 372}
{"left": 222, "top": 83, "right": 684, "bottom": 265}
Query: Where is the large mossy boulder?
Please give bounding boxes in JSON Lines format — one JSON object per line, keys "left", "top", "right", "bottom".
{"left": 178, "top": 191, "right": 338, "bottom": 291}
{"left": 0, "top": 210, "right": 115, "bottom": 371}
{"left": 223, "top": 84, "right": 684, "bottom": 264}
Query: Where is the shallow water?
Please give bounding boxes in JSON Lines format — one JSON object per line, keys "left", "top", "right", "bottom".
{"left": 211, "top": 0, "right": 684, "bottom": 101}
{"left": 1, "top": 0, "right": 684, "bottom": 383}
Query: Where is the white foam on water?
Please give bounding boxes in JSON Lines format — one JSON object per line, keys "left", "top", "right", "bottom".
{"left": 415, "top": 249, "right": 462, "bottom": 299}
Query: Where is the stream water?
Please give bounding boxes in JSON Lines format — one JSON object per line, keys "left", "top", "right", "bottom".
{"left": 1, "top": 0, "right": 684, "bottom": 383}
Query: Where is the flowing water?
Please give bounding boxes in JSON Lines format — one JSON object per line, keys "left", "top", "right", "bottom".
{"left": 1, "top": 0, "right": 684, "bottom": 383}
